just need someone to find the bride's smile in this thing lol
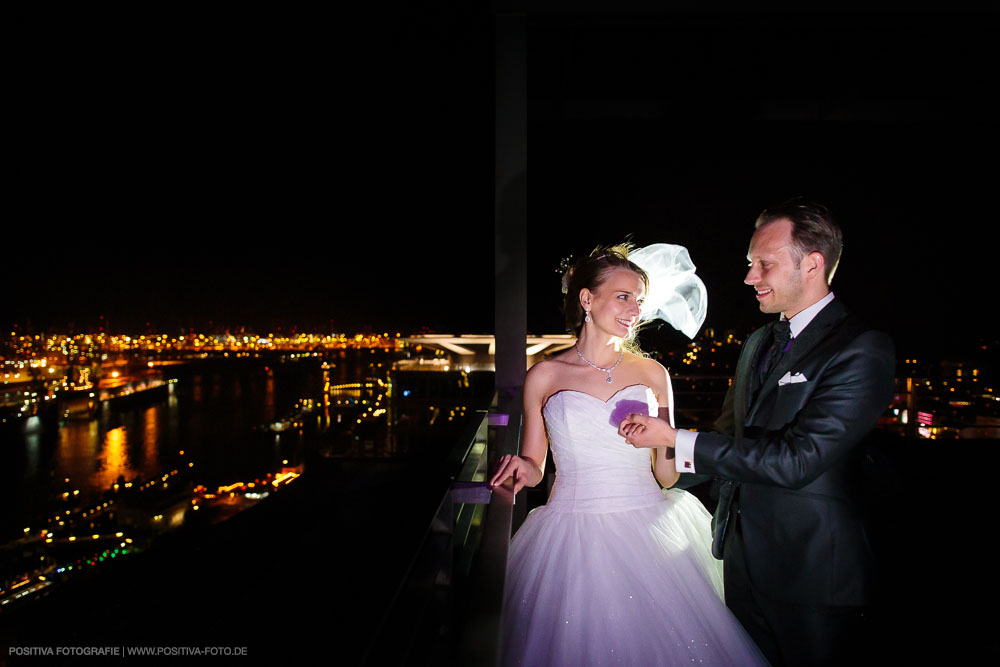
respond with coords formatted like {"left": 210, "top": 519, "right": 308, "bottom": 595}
{"left": 580, "top": 267, "right": 645, "bottom": 342}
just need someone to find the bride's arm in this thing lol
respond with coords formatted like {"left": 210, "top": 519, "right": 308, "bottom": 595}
{"left": 650, "top": 362, "right": 680, "bottom": 489}
{"left": 489, "top": 363, "right": 548, "bottom": 493}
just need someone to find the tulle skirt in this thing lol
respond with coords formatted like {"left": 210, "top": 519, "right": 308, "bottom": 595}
{"left": 502, "top": 488, "right": 768, "bottom": 666}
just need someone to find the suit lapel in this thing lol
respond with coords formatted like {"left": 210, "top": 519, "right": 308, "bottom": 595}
{"left": 734, "top": 326, "right": 770, "bottom": 436}
{"left": 752, "top": 298, "right": 850, "bottom": 409}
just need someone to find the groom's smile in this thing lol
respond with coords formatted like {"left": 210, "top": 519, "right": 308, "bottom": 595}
{"left": 744, "top": 218, "right": 813, "bottom": 318}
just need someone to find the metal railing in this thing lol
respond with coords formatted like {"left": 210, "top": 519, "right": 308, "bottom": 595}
{"left": 362, "top": 387, "right": 524, "bottom": 666}
{"left": 455, "top": 387, "right": 523, "bottom": 666}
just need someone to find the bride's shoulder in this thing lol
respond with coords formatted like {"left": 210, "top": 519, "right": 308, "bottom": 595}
{"left": 524, "top": 358, "right": 563, "bottom": 407}
{"left": 627, "top": 354, "right": 670, "bottom": 388}
{"left": 625, "top": 352, "right": 666, "bottom": 372}
{"left": 525, "top": 353, "right": 576, "bottom": 392}
{"left": 525, "top": 357, "right": 562, "bottom": 384}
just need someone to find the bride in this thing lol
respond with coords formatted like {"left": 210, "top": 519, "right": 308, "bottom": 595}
{"left": 489, "top": 244, "right": 767, "bottom": 666}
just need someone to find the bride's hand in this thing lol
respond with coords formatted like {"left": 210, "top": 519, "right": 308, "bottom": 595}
{"left": 619, "top": 414, "right": 675, "bottom": 448}
{"left": 489, "top": 454, "right": 534, "bottom": 493}
{"left": 618, "top": 419, "right": 646, "bottom": 444}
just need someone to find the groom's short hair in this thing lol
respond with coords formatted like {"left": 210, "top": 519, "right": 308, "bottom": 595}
{"left": 756, "top": 197, "right": 843, "bottom": 284}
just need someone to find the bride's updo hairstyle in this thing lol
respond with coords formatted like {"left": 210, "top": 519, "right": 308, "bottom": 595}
{"left": 561, "top": 243, "right": 649, "bottom": 347}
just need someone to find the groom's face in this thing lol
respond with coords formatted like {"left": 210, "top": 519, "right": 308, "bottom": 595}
{"left": 744, "top": 219, "right": 808, "bottom": 318}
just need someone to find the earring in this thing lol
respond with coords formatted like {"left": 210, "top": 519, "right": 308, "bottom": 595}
{"left": 584, "top": 311, "right": 591, "bottom": 323}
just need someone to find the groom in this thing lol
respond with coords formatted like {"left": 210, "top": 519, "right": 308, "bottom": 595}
{"left": 619, "top": 198, "right": 895, "bottom": 666}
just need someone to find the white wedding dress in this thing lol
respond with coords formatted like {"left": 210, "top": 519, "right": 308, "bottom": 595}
{"left": 502, "top": 384, "right": 768, "bottom": 666}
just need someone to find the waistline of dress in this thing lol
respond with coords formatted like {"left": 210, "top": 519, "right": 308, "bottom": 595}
{"left": 543, "top": 474, "right": 666, "bottom": 513}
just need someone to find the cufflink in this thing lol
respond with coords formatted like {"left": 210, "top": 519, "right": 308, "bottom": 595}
{"left": 684, "top": 461, "right": 692, "bottom": 469}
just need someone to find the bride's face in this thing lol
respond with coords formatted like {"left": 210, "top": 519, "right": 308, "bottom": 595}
{"left": 580, "top": 268, "right": 645, "bottom": 338}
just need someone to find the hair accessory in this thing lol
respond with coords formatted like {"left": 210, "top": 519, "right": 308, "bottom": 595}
{"left": 628, "top": 243, "right": 707, "bottom": 339}
{"left": 558, "top": 256, "right": 575, "bottom": 294}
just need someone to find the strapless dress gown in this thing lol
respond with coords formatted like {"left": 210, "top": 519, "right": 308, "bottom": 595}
{"left": 502, "top": 384, "right": 768, "bottom": 666}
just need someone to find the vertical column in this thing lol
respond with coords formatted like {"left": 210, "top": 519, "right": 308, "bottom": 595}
{"left": 463, "top": 10, "right": 526, "bottom": 665}
{"left": 494, "top": 11, "right": 527, "bottom": 405}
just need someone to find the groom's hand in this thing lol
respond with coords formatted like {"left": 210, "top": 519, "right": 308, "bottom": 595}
{"left": 618, "top": 414, "right": 677, "bottom": 448}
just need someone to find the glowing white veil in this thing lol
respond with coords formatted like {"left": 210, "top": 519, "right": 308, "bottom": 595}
{"left": 629, "top": 243, "right": 707, "bottom": 339}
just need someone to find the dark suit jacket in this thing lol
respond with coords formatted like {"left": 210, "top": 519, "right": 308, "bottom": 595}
{"left": 694, "top": 298, "right": 895, "bottom": 607}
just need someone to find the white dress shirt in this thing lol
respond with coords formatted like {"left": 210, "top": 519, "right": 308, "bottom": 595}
{"left": 674, "top": 292, "right": 836, "bottom": 473}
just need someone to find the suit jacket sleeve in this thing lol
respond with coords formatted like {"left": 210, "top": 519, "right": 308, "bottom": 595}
{"left": 694, "top": 330, "right": 895, "bottom": 489}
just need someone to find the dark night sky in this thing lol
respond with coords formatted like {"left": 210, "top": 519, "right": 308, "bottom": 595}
{"left": 7, "top": 6, "right": 996, "bottom": 359}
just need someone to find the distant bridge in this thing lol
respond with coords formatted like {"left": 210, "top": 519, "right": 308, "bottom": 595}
{"left": 403, "top": 334, "right": 574, "bottom": 357}
{"left": 400, "top": 335, "right": 576, "bottom": 371}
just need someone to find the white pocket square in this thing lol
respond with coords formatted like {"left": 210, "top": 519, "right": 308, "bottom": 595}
{"left": 778, "top": 371, "right": 808, "bottom": 386}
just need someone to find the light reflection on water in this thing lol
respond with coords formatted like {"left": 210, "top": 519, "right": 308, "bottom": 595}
{"left": 54, "top": 413, "right": 166, "bottom": 498}
{"left": 23, "top": 417, "right": 42, "bottom": 479}
{"left": 2, "top": 351, "right": 479, "bottom": 538}
{"left": 91, "top": 426, "right": 131, "bottom": 492}
{"left": 55, "top": 419, "right": 100, "bottom": 485}
{"left": 3, "top": 357, "right": 330, "bottom": 537}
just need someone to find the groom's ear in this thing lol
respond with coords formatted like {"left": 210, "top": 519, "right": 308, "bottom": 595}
{"left": 803, "top": 251, "right": 825, "bottom": 281}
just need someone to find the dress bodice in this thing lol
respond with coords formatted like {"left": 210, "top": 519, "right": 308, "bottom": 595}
{"left": 542, "top": 384, "right": 665, "bottom": 512}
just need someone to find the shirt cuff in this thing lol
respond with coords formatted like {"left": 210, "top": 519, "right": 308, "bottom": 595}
{"left": 674, "top": 429, "right": 698, "bottom": 474}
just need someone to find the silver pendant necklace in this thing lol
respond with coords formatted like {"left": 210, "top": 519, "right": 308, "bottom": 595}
{"left": 575, "top": 344, "right": 624, "bottom": 384}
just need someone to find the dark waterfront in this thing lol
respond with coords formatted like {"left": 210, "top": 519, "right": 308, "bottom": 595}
{"left": 0, "top": 349, "right": 494, "bottom": 662}
{"left": 2, "top": 350, "right": 397, "bottom": 539}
